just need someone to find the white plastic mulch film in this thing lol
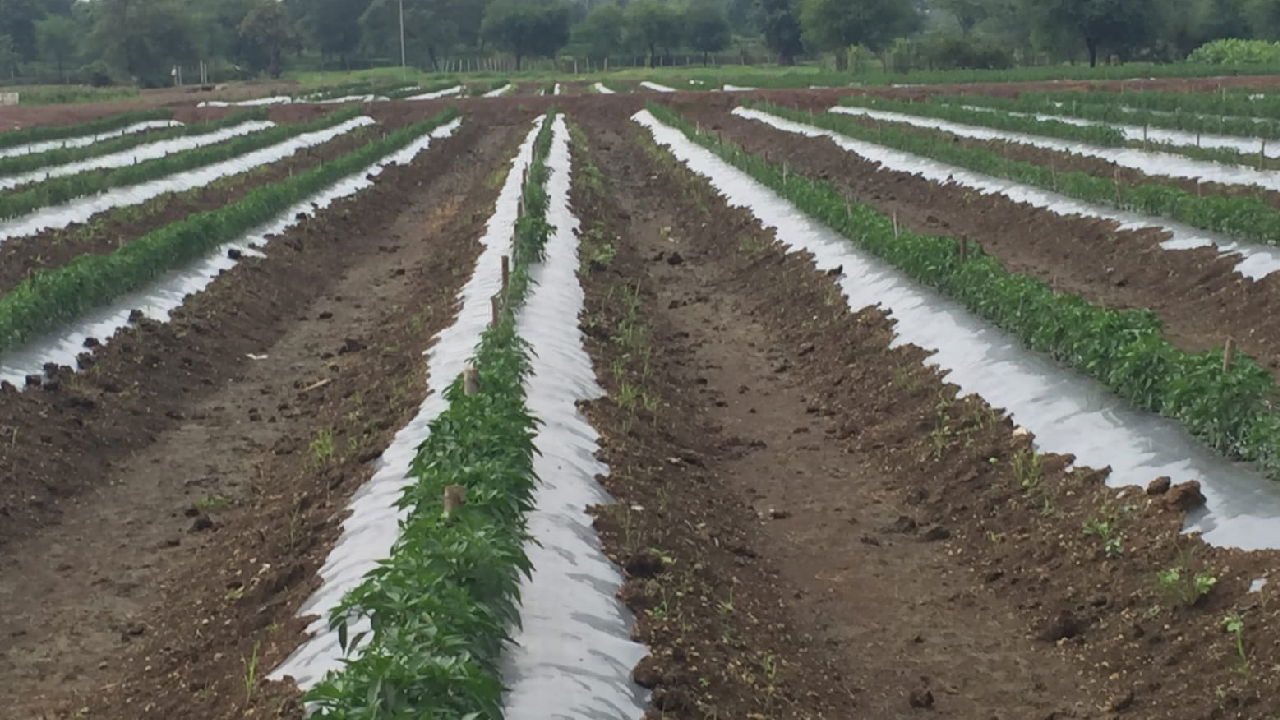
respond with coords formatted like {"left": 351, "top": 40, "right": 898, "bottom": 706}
{"left": 635, "top": 109, "right": 1280, "bottom": 552}
{"left": 0, "top": 116, "right": 374, "bottom": 246}
{"left": 499, "top": 113, "right": 648, "bottom": 719}
{"left": 198, "top": 95, "right": 293, "bottom": 108}
{"left": 0, "top": 120, "right": 181, "bottom": 159}
{"left": 639, "top": 81, "right": 677, "bottom": 93}
{"left": 405, "top": 86, "right": 462, "bottom": 101}
{"left": 0, "top": 120, "right": 276, "bottom": 191}
{"left": 736, "top": 108, "right": 1280, "bottom": 279}
{"left": 484, "top": 83, "right": 514, "bottom": 98}
{"left": 593, "top": 82, "right": 617, "bottom": 95}
{"left": 271, "top": 119, "right": 540, "bottom": 689}
{"left": 0, "top": 119, "right": 459, "bottom": 389}
{"left": 960, "top": 104, "right": 1277, "bottom": 157}
{"left": 830, "top": 105, "right": 1280, "bottom": 195}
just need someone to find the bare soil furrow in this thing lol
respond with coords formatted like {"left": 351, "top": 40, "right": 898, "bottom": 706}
{"left": 575, "top": 103, "right": 1280, "bottom": 719}
{"left": 0, "top": 106, "right": 533, "bottom": 719}
{"left": 0, "top": 126, "right": 377, "bottom": 297}
{"left": 679, "top": 101, "right": 1280, "bottom": 378}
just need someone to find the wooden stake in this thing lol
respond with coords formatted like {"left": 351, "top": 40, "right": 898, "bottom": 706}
{"left": 958, "top": 237, "right": 968, "bottom": 262}
{"left": 442, "top": 484, "right": 466, "bottom": 518}
{"left": 491, "top": 295, "right": 501, "bottom": 328}
{"left": 463, "top": 365, "right": 480, "bottom": 395}
{"left": 892, "top": 211, "right": 899, "bottom": 238}
{"left": 1223, "top": 338, "right": 1236, "bottom": 372}
{"left": 500, "top": 255, "right": 510, "bottom": 294}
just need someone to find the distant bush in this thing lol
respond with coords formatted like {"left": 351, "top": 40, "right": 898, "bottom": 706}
{"left": 883, "top": 34, "right": 1014, "bottom": 73}
{"left": 1187, "top": 38, "right": 1280, "bottom": 64}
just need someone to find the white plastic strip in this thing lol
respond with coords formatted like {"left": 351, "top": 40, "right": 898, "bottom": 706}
{"left": 831, "top": 105, "right": 1280, "bottom": 193}
{"left": 0, "top": 116, "right": 374, "bottom": 245}
{"left": 723, "top": 84, "right": 756, "bottom": 92}
{"left": 640, "top": 81, "right": 677, "bottom": 93}
{"left": 1113, "top": 105, "right": 1269, "bottom": 126}
{"left": 0, "top": 119, "right": 462, "bottom": 391}
{"left": 0, "top": 120, "right": 181, "bottom": 159}
{"left": 593, "top": 82, "right": 616, "bottom": 95}
{"left": 405, "top": 86, "right": 462, "bottom": 101}
{"left": 484, "top": 83, "right": 514, "bottom": 98}
{"left": 553, "top": 83, "right": 562, "bottom": 96}
{"left": 500, "top": 114, "right": 647, "bottom": 719}
{"left": 961, "top": 105, "right": 1275, "bottom": 157}
{"left": 270, "top": 119, "right": 539, "bottom": 690}
{"left": 635, "top": 109, "right": 1280, "bottom": 551}
{"left": 312, "top": 94, "right": 387, "bottom": 104}
{"left": 198, "top": 95, "right": 293, "bottom": 108}
{"left": 0, "top": 120, "right": 276, "bottom": 191}
{"left": 737, "top": 108, "right": 1280, "bottom": 279}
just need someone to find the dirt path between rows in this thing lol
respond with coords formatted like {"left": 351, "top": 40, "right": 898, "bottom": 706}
{"left": 0, "top": 107, "right": 531, "bottom": 719}
{"left": 676, "top": 100, "right": 1280, "bottom": 379}
{"left": 572, "top": 106, "right": 1280, "bottom": 717}
{"left": 0, "top": 124, "right": 378, "bottom": 297}
{"left": 805, "top": 107, "right": 1280, "bottom": 207}
{"left": 575, "top": 108, "right": 1101, "bottom": 718}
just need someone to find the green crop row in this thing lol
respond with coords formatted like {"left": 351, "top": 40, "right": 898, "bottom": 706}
{"left": 839, "top": 95, "right": 1128, "bottom": 146}
{"left": 386, "top": 80, "right": 461, "bottom": 100}
{"left": 841, "top": 95, "right": 1280, "bottom": 168}
{"left": 0, "top": 107, "right": 363, "bottom": 221}
{"left": 0, "top": 108, "right": 173, "bottom": 151}
{"left": 0, "top": 107, "right": 459, "bottom": 356}
{"left": 745, "top": 100, "right": 1280, "bottom": 247}
{"left": 1003, "top": 88, "right": 1280, "bottom": 123}
{"left": 943, "top": 93, "right": 1280, "bottom": 141}
{"left": 0, "top": 109, "right": 270, "bottom": 179}
{"left": 305, "top": 112, "right": 558, "bottom": 719}
{"left": 649, "top": 102, "right": 1280, "bottom": 480}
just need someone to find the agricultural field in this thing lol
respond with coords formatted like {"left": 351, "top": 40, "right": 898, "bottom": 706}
{"left": 4, "top": 73, "right": 1280, "bottom": 720}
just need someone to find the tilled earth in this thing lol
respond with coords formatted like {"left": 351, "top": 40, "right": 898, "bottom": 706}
{"left": 572, "top": 104, "right": 1279, "bottom": 718}
{"left": 0, "top": 103, "right": 532, "bottom": 718}
{"left": 1, "top": 90, "right": 1279, "bottom": 719}
{"left": 676, "top": 99, "right": 1280, "bottom": 382}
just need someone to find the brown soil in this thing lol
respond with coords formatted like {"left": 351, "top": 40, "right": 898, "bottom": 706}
{"left": 573, "top": 104, "right": 1280, "bottom": 718}
{"left": 678, "top": 101, "right": 1280, "bottom": 378}
{"left": 5, "top": 89, "right": 1280, "bottom": 720}
{"left": 0, "top": 126, "right": 377, "bottom": 297}
{"left": 806, "top": 105, "right": 1280, "bottom": 208}
{"left": 0, "top": 103, "right": 533, "bottom": 718}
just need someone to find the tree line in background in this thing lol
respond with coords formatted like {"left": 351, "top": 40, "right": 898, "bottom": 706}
{"left": 6, "top": 0, "right": 1280, "bottom": 87}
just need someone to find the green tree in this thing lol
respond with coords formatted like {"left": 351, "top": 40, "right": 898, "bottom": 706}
{"left": 239, "top": 0, "right": 293, "bottom": 76}
{"left": 0, "top": 34, "right": 16, "bottom": 78}
{"left": 1160, "top": 0, "right": 1247, "bottom": 58}
{"left": 1028, "top": 0, "right": 1158, "bottom": 66}
{"left": 481, "top": 0, "right": 570, "bottom": 70}
{"left": 754, "top": 0, "right": 804, "bottom": 64}
{"left": 799, "top": 0, "right": 923, "bottom": 66}
{"left": 294, "top": 0, "right": 367, "bottom": 67}
{"left": 35, "top": 15, "right": 75, "bottom": 80}
{"left": 625, "top": 0, "right": 682, "bottom": 66}
{"left": 935, "top": 0, "right": 993, "bottom": 34}
{"left": 1245, "top": 0, "right": 1280, "bottom": 40}
{"left": 0, "top": 0, "right": 43, "bottom": 61}
{"left": 686, "top": 0, "right": 731, "bottom": 64}
{"left": 571, "top": 2, "right": 626, "bottom": 62}
{"left": 92, "top": 0, "right": 199, "bottom": 87}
